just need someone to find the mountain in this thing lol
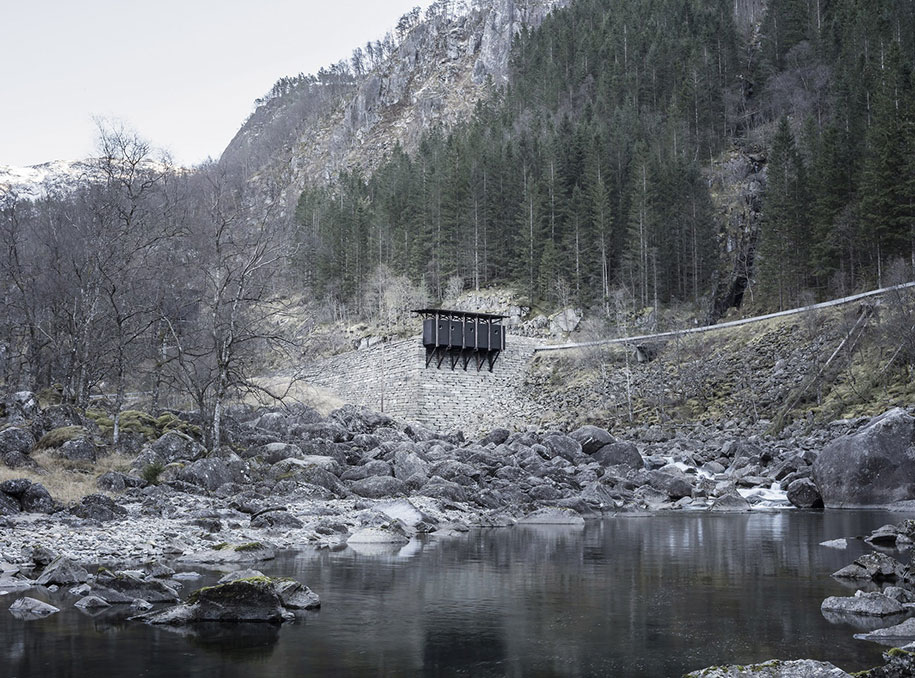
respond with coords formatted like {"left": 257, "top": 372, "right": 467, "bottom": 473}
{"left": 0, "top": 160, "right": 99, "bottom": 201}
{"left": 220, "top": 0, "right": 568, "bottom": 198}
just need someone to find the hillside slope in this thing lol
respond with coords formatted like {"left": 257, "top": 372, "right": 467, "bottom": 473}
{"left": 221, "top": 0, "right": 567, "bottom": 201}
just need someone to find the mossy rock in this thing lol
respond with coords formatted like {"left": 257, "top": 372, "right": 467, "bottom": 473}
{"left": 118, "top": 410, "right": 159, "bottom": 439}
{"left": 36, "top": 385, "right": 63, "bottom": 408}
{"left": 36, "top": 426, "right": 87, "bottom": 450}
{"left": 85, "top": 409, "right": 114, "bottom": 430}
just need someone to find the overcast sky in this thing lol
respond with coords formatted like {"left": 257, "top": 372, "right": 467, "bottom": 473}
{"left": 1, "top": 0, "right": 429, "bottom": 167}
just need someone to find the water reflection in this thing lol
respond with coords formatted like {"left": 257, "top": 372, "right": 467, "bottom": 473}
{"left": 2, "top": 511, "right": 912, "bottom": 677}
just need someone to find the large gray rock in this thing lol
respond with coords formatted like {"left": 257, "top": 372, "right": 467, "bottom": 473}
{"left": 786, "top": 478, "right": 823, "bottom": 508}
{"left": 592, "top": 442, "right": 643, "bottom": 470}
{"left": 254, "top": 442, "right": 302, "bottom": 464}
{"left": 147, "top": 431, "right": 206, "bottom": 464}
{"left": 96, "top": 471, "right": 146, "bottom": 492}
{"left": 708, "top": 492, "right": 752, "bottom": 512}
{"left": 0, "top": 426, "right": 36, "bottom": 467}
{"left": 177, "top": 457, "right": 240, "bottom": 491}
{"left": 341, "top": 459, "right": 393, "bottom": 481}
{"left": 275, "top": 579, "right": 320, "bottom": 610}
{"left": 821, "top": 590, "right": 907, "bottom": 617}
{"left": 270, "top": 459, "right": 345, "bottom": 496}
{"left": 541, "top": 434, "right": 584, "bottom": 464}
{"left": 569, "top": 425, "right": 615, "bottom": 455}
{"left": 8, "top": 596, "right": 60, "bottom": 619}
{"left": 177, "top": 542, "right": 276, "bottom": 564}
{"left": 70, "top": 493, "right": 128, "bottom": 522}
{"left": 55, "top": 437, "right": 98, "bottom": 462}
{"left": 35, "top": 556, "right": 89, "bottom": 586}
{"left": 0, "top": 491, "right": 20, "bottom": 515}
{"left": 18, "top": 482, "right": 56, "bottom": 514}
{"left": 517, "top": 507, "right": 585, "bottom": 525}
{"left": 813, "top": 408, "right": 915, "bottom": 508}
{"left": 393, "top": 449, "right": 429, "bottom": 481}
{"left": 92, "top": 570, "right": 180, "bottom": 603}
{"left": 854, "top": 617, "right": 915, "bottom": 646}
{"left": 685, "top": 659, "right": 850, "bottom": 677}
{"left": 832, "top": 553, "right": 908, "bottom": 582}
{"left": 142, "top": 578, "right": 290, "bottom": 624}
{"left": 648, "top": 470, "right": 694, "bottom": 500}
{"left": 349, "top": 475, "right": 406, "bottom": 499}
{"left": 250, "top": 510, "right": 304, "bottom": 529}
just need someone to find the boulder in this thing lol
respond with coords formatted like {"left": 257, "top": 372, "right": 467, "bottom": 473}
{"left": 253, "top": 412, "right": 288, "bottom": 434}
{"left": 569, "top": 425, "right": 615, "bottom": 455}
{"left": 0, "top": 477, "right": 32, "bottom": 496}
{"left": 253, "top": 442, "right": 302, "bottom": 464}
{"left": 347, "top": 525, "right": 410, "bottom": 545}
{"left": 393, "top": 449, "right": 429, "bottom": 481}
{"left": 832, "top": 553, "right": 908, "bottom": 582}
{"left": 375, "top": 499, "right": 437, "bottom": 532}
{"left": 330, "top": 405, "right": 392, "bottom": 434}
{"left": 55, "top": 437, "right": 98, "bottom": 462}
{"left": 96, "top": 471, "right": 146, "bottom": 492}
{"left": 8, "top": 596, "right": 60, "bottom": 619}
{"left": 70, "top": 494, "right": 128, "bottom": 522}
{"left": 543, "top": 434, "right": 586, "bottom": 464}
{"left": 250, "top": 510, "right": 304, "bottom": 530}
{"left": 349, "top": 475, "right": 406, "bottom": 499}
{"left": 92, "top": 570, "right": 180, "bottom": 604}
{"left": 866, "top": 523, "right": 913, "bottom": 547}
{"left": 274, "top": 579, "right": 320, "bottom": 610}
{"left": 19, "top": 482, "right": 56, "bottom": 513}
{"left": 684, "top": 659, "right": 850, "bottom": 677}
{"left": 147, "top": 431, "right": 206, "bottom": 464}
{"left": 854, "top": 617, "right": 915, "bottom": 646}
{"left": 0, "top": 426, "right": 36, "bottom": 467}
{"left": 75, "top": 595, "right": 112, "bottom": 610}
{"left": 708, "top": 492, "right": 752, "bottom": 512}
{"left": 35, "top": 556, "right": 89, "bottom": 586}
{"left": 177, "top": 457, "right": 240, "bottom": 491}
{"left": 142, "top": 578, "right": 290, "bottom": 624}
{"left": 418, "top": 477, "right": 467, "bottom": 503}
{"left": 478, "top": 428, "right": 511, "bottom": 447}
{"left": 271, "top": 459, "right": 345, "bottom": 495}
{"left": 813, "top": 408, "right": 915, "bottom": 508}
{"left": 517, "top": 507, "right": 585, "bottom": 526}
{"left": 177, "top": 542, "right": 276, "bottom": 564}
{"left": 821, "top": 591, "right": 907, "bottom": 617}
{"left": 0, "top": 491, "right": 20, "bottom": 515}
{"left": 592, "top": 442, "right": 643, "bottom": 470}
{"left": 648, "top": 470, "right": 694, "bottom": 500}
{"left": 341, "top": 459, "right": 393, "bottom": 481}
{"left": 786, "top": 478, "right": 823, "bottom": 508}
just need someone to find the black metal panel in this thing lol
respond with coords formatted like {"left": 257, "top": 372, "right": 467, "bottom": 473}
{"left": 477, "top": 322, "right": 490, "bottom": 349}
{"left": 422, "top": 319, "right": 435, "bottom": 346}
{"left": 465, "top": 321, "right": 477, "bottom": 348}
{"left": 490, "top": 325, "right": 503, "bottom": 350}
{"left": 449, "top": 320, "right": 464, "bottom": 348}
{"left": 436, "top": 320, "right": 449, "bottom": 347}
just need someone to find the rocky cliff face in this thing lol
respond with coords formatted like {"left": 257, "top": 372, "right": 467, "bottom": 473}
{"left": 221, "top": 0, "right": 568, "bottom": 207}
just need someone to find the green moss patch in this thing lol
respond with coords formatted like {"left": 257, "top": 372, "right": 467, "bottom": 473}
{"left": 35, "top": 426, "right": 86, "bottom": 450}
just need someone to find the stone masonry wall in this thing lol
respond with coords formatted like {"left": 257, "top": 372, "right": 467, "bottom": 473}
{"left": 304, "top": 334, "right": 540, "bottom": 433}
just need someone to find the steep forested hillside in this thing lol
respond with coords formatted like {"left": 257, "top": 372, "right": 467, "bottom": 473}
{"left": 293, "top": 0, "right": 915, "bottom": 318}
{"left": 2, "top": 0, "right": 914, "bottom": 440}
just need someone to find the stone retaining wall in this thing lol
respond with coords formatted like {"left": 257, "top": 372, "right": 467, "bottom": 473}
{"left": 304, "top": 334, "right": 539, "bottom": 432}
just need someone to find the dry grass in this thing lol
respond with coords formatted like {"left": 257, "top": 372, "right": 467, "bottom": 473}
{"left": 0, "top": 451, "right": 135, "bottom": 504}
{"left": 247, "top": 376, "right": 345, "bottom": 416}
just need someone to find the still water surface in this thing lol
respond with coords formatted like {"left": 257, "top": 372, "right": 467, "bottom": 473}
{"left": 2, "top": 511, "right": 911, "bottom": 677}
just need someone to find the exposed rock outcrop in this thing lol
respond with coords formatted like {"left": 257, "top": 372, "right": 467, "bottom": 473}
{"left": 813, "top": 408, "right": 915, "bottom": 508}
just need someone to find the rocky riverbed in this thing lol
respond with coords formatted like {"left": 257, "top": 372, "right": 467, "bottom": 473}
{"left": 2, "top": 392, "right": 915, "bottom": 673}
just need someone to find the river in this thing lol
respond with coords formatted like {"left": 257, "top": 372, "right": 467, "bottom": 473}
{"left": 2, "top": 510, "right": 910, "bottom": 677}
